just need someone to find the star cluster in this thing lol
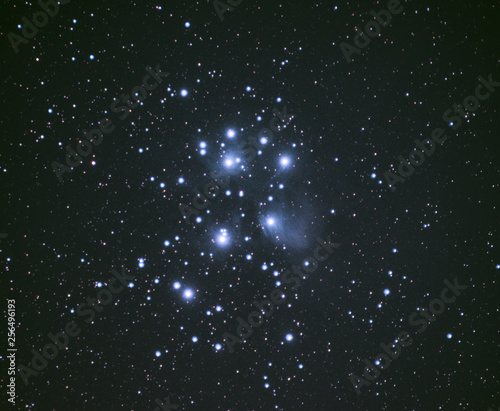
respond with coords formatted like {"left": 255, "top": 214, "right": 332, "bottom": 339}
{"left": 2, "top": 1, "right": 499, "bottom": 410}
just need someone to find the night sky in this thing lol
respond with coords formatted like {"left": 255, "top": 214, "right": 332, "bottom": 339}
{"left": 1, "top": 0, "right": 499, "bottom": 410}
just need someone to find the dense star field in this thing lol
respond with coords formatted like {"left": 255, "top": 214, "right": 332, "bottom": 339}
{"left": 1, "top": 0, "right": 499, "bottom": 410}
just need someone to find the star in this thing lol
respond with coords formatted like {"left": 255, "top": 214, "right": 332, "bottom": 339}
{"left": 216, "top": 229, "right": 230, "bottom": 246}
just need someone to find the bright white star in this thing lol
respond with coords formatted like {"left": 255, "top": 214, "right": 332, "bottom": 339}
{"left": 217, "top": 229, "right": 230, "bottom": 246}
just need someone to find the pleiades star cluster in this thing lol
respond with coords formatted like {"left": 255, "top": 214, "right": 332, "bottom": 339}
{"left": 1, "top": 1, "right": 499, "bottom": 410}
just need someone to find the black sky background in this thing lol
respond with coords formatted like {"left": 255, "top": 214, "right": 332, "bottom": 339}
{"left": 1, "top": 0, "right": 499, "bottom": 410}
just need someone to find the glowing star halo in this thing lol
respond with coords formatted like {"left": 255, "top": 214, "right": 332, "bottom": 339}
{"left": 216, "top": 229, "right": 230, "bottom": 246}
{"left": 183, "top": 289, "right": 194, "bottom": 299}
{"left": 280, "top": 156, "right": 290, "bottom": 166}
